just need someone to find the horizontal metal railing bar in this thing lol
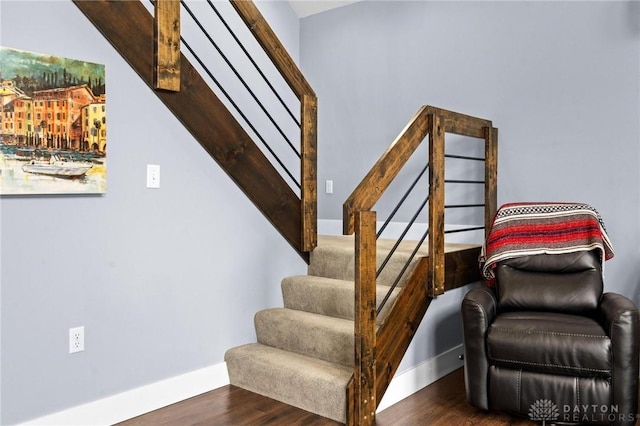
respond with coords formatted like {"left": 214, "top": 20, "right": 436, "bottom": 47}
{"left": 445, "top": 203, "right": 485, "bottom": 209}
{"left": 444, "top": 225, "right": 485, "bottom": 234}
{"left": 377, "top": 163, "right": 429, "bottom": 239}
{"left": 445, "top": 179, "right": 485, "bottom": 184}
{"left": 445, "top": 154, "right": 485, "bottom": 161}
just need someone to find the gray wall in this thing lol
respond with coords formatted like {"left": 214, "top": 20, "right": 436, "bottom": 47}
{"left": 302, "top": 0, "right": 640, "bottom": 372}
{"left": 2, "top": 0, "right": 639, "bottom": 423}
{"left": 0, "top": 1, "right": 304, "bottom": 424}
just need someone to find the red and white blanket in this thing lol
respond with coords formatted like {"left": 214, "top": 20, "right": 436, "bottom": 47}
{"left": 480, "top": 202, "right": 614, "bottom": 285}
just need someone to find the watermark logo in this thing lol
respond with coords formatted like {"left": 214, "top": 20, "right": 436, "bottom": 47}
{"left": 528, "top": 400, "right": 639, "bottom": 424}
{"left": 528, "top": 399, "right": 559, "bottom": 425}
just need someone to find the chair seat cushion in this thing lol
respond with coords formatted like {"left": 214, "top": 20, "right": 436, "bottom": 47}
{"left": 487, "top": 311, "right": 611, "bottom": 377}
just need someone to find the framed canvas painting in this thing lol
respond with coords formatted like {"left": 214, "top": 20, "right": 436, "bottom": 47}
{"left": 0, "top": 46, "right": 106, "bottom": 195}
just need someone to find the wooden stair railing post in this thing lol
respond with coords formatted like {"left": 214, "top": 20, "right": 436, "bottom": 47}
{"left": 484, "top": 126, "right": 498, "bottom": 240}
{"left": 428, "top": 113, "right": 445, "bottom": 297}
{"left": 154, "top": 0, "right": 181, "bottom": 92}
{"left": 353, "top": 210, "right": 377, "bottom": 426}
{"left": 301, "top": 95, "right": 318, "bottom": 251}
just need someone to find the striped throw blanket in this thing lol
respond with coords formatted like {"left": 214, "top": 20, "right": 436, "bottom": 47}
{"left": 480, "top": 202, "right": 614, "bottom": 284}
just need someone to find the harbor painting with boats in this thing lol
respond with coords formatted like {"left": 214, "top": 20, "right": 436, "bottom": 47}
{"left": 0, "top": 46, "right": 106, "bottom": 195}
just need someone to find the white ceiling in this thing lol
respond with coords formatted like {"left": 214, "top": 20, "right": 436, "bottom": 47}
{"left": 287, "top": 1, "right": 362, "bottom": 18}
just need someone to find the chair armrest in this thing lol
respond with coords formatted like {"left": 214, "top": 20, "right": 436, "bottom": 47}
{"left": 600, "top": 292, "right": 639, "bottom": 423}
{"left": 461, "top": 286, "right": 497, "bottom": 410}
{"left": 600, "top": 292, "right": 639, "bottom": 335}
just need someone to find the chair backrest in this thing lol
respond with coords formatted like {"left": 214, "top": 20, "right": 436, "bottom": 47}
{"left": 494, "top": 250, "right": 603, "bottom": 314}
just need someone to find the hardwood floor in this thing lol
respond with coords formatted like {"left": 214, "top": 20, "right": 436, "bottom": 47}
{"left": 117, "top": 368, "right": 546, "bottom": 425}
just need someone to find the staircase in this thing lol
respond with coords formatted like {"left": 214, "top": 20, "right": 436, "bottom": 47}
{"left": 224, "top": 103, "right": 496, "bottom": 424}
{"left": 225, "top": 234, "right": 428, "bottom": 423}
{"left": 73, "top": 2, "right": 498, "bottom": 424}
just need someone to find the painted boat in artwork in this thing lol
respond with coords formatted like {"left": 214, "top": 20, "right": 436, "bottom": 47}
{"left": 22, "top": 154, "right": 93, "bottom": 178}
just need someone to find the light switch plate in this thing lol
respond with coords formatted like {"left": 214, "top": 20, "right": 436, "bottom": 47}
{"left": 147, "top": 164, "right": 160, "bottom": 188}
{"left": 325, "top": 180, "right": 333, "bottom": 194}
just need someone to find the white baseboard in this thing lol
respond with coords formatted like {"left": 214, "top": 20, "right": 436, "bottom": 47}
{"left": 377, "top": 344, "right": 464, "bottom": 412}
{"left": 21, "top": 345, "right": 463, "bottom": 425}
{"left": 21, "top": 345, "right": 462, "bottom": 425}
{"left": 21, "top": 363, "right": 230, "bottom": 426}
{"left": 20, "top": 345, "right": 462, "bottom": 424}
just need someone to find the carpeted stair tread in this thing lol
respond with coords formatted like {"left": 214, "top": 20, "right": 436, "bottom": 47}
{"left": 225, "top": 343, "right": 352, "bottom": 423}
{"left": 282, "top": 275, "right": 400, "bottom": 324}
{"left": 255, "top": 307, "right": 354, "bottom": 366}
{"left": 309, "top": 234, "right": 428, "bottom": 287}
{"left": 227, "top": 233, "right": 458, "bottom": 421}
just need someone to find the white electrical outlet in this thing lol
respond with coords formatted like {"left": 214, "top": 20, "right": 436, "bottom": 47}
{"left": 69, "top": 326, "right": 85, "bottom": 354}
{"left": 146, "top": 164, "right": 160, "bottom": 188}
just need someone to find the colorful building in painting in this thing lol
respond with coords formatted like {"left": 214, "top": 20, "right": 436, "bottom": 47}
{"left": 82, "top": 94, "right": 107, "bottom": 152}
{"left": 0, "top": 79, "right": 30, "bottom": 145}
{"left": 31, "top": 84, "right": 97, "bottom": 150}
{"left": 1, "top": 80, "right": 107, "bottom": 152}
{"left": 11, "top": 97, "right": 34, "bottom": 145}
{"left": 0, "top": 79, "right": 25, "bottom": 104}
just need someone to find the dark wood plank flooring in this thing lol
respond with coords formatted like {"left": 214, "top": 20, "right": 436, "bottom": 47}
{"left": 117, "top": 368, "right": 549, "bottom": 425}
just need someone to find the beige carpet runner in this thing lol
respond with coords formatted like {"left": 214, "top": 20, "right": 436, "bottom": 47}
{"left": 224, "top": 234, "right": 426, "bottom": 422}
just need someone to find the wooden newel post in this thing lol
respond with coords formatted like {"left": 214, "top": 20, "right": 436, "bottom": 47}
{"left": 301, "top": 95, "right": 318, "bottom": 252}
{"left": 428, "top": 114, "right": 445, "bottom": 297}
{"left": 354, "top": 210, "right": 377, "bottom": 426}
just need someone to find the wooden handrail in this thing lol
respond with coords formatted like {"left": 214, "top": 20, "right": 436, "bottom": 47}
{"left": 344, "top": 105, "right": 497, "bottom": 425}
{"left": 230, "top": 0, "right": 315, "bottom": 99}
{"left": 230, "top": 0, "right": 317, "bottom": 251}
{"left": 343, "top": 106, "right": 431, "bottom": 235}
{"left": 343, "top": 105, "right": 493, "bottom": 235}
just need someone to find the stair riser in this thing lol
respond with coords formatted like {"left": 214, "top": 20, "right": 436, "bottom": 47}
{"left": 282, "top": 276, "right": 400, "bottom": 323}
{"left": 255, "top": 308, "right": 354, "bottom": 367}
{"left": 309, "top": 248, "right": 419, "bottom": 288}
{"left": 225, "top": 344, "right": 350, "bottom": 423}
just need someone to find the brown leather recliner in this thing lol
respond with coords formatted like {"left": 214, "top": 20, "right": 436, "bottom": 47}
{"left": 462, "top": 250, "right": 639, "bottom": 425}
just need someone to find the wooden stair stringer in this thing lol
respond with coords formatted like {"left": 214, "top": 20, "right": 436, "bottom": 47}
{"left": 72, "top": 0, "right": 307, "bottom": 260}
{"left": 373, "top": 245, "right": 482, "bottom": 405}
